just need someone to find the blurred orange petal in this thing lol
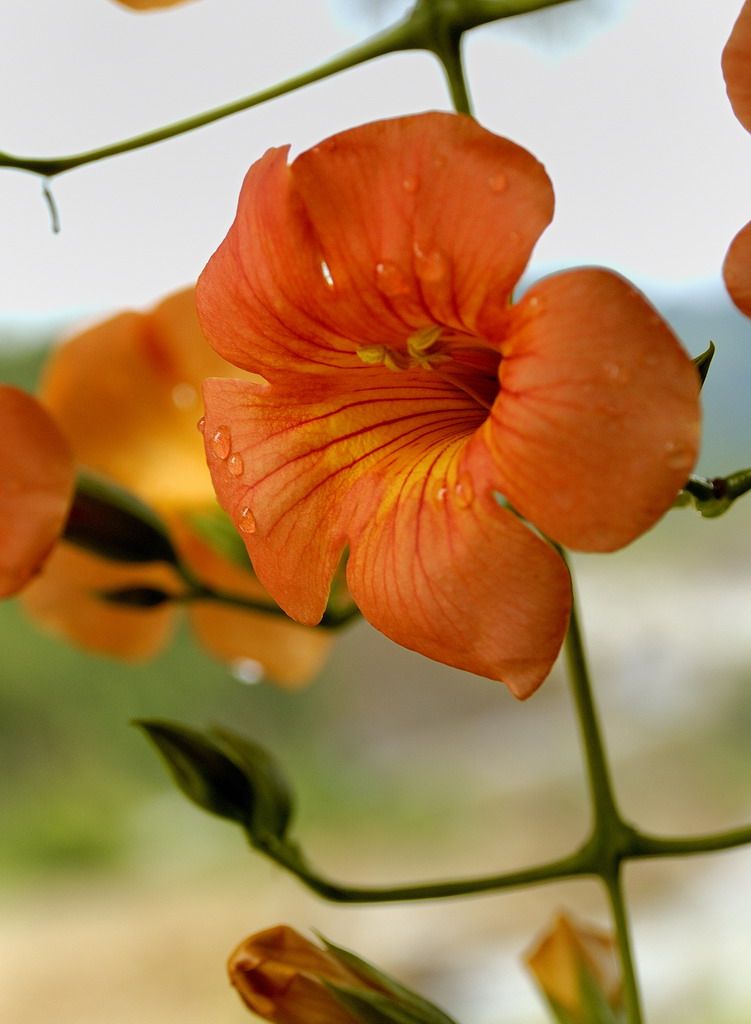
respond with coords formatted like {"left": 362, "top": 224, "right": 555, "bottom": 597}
{"left": 112, "top": 0, "right": 196, "bottom": 10}
{"left": 25, "top": 290, "right": 328, "bottom": 683}
{"left": 723, "top": 0, "right": 751, "bottom": 134}
{"left": 722, "top": 2, "right": 751, "bottom": 314}
{"left": 525, "top": 911, "right": 623, "bottom": 1021}
{"left": 198, "top": 113, "right": 700, "bottom": 694}
{"left": 22, "top": 543, "right": 177, "bottom": 659}
{"left": 0, "top": 386, "right": 74, "bottom": 597}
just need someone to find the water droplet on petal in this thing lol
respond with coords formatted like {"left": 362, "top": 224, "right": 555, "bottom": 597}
{"left": 228, "top": 452, "right": 244, "bottom": 477}
{"left": 231, "top": 658, "right": 264, "bottom": 685}
{"left": 172, "top": 382, "right": 198, "bottom": 410}
{"left": 320, "top": 260, "right": 335, "bottom": 288}
{"left": 402, "top": 175, "right": 419, "bottom": 193}
{"left": 237, "top": 506, "right": 257, "bottom": 534}
{"left": 665, "top": 441, "right": 693, "bottom": 471}
{"left": 375, "top": 261, "right": 410, "bottom": 297}
{"left": 436, "top": 485, "right": 448, "bottom": 502}
{"left": 210, "top": 425, "right": 232, "bottom": 460}
{"left": 415, "top": 248, "right": 448, "bottom": 284}
{"left": 488, "top": 172, "right": 508, "bottom": 193}
{"left": 454, "top": 474, "right": 475, "bottom": 508}
{"left": 196, "top": 416, "right": 206, "bottom": 434}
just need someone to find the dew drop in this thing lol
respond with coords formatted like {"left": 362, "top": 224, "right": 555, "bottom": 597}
{"left": 664, "top": 441, "right": 693, "bottom": 471}
{"left": 454, "top": 474, "right": 475, "bottom": 508}
{"left": 436, "top": 485, "right": 448, "bottom": 502}
{"left": 172, "top": 382, "right": 197, "bottom": 410}
{"left": 237, "top": 506, "right": 257, "bottom": 534}
{"left": 375, "top": 261, "right": 410, "bottom": 297}
{"left": 210, "top": 425, "right": 232, "bottom": 460}
{"left": 402, "top": 175, "right": 419, "bottom": 193}
{"left": 196, "top": 416, "right": 206, "bottom": 434}
{"left": 231, "top": 658, "right": 264, "bottom": 685}
{"left": 228, "top": 452, "right": 244, "bottom": 477}
{"left": 488, "top": 171, "right": 508, "bottom": 194}
{"left": 415, "top": 248, "right": 448, "bottom": 284}
{"left": 320, "top": 260, "right": 335, "bottom": 288}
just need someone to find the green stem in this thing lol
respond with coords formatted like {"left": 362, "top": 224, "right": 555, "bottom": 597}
{"left": 0, "top": 0, "right": 580, "bottom": 177}
{"left": 0, "top": 21, "right": 416, "bottom": 177}
{"left": 563, "top": 562, "right": 621, "bottom": 824}
{"left": 264, "top": 838, "right": 589, "bottom": 903}
{"left": 563, "top": 558, "right": 644, "bottom": 1024}
{"left": 604, "top": 869, "right": 643, "bottom": 1024}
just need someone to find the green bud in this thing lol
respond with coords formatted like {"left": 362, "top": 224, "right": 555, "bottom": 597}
{"left": 64, "top": 470, "right": 178, "bottom": 564}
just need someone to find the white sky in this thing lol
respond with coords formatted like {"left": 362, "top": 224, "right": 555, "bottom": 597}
{"left": 0, "top": 0, "right": 749, "bottom": 316}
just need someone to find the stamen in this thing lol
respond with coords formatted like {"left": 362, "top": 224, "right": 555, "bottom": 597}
{"left": 355, "top": 326, "right": 496, "bottom": 411}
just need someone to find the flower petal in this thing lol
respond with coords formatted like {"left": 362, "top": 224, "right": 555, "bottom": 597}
{"left": 173, "top": 523, "right": 333, "bottom": 688}
{"left": 723, "top": 0, "right": 751, "bottom": 134}
{"left": 197, "top": 112, "right": 553, "bottom": 379}
{"left": 0, "top": 386, "right": 74, "bottom": 597}
{"left": 724, "top": 219, "right": 751, "bottom": 317}
{"left": 22, "top": 544, "right": 177, "bottom": 658}
{"left": 40, "top": 288, "right": 248, "bottom": 511}
{"left": 482, "top": 269, "right": 701, "bottom": 551}
{"left": 203, "top": 374, "right": 571, "bottom": 696}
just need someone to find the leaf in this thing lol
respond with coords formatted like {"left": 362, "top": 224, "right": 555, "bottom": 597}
{"left": 64, "top": 470, "right": 178, "bottom": 564}
{"left": 320, "top": 938, "right": 459, "bottom": 1024}
{"left": 326, "top": 984, "right": 459, "bottom": 1024}
{"left": 692, "top": 340, "right": 715, "bottom": 388}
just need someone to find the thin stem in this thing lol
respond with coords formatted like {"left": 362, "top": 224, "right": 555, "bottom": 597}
{"left": 563, "top": 561, "right": 621, "bottom": 823}
{"left": 0, "top": 21, "right": 416, "bottom": 177}
{"left": 632, "top": 823, "right": 751, "bottom": 858}
{"left": 604, "top": 869, "right": 644, "bottom": 1024}
{"left": 563, "top": 557, "right": 644, "bottom": 1024}
{"left": 264, "top": 839, "right": 589, "bottom": 903}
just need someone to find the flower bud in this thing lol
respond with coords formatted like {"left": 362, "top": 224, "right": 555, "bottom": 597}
{"left": 525, "top": 911, "right": 624, "bottom": 1023}
{"left": 228, "top": 926, "right": 368, "bottom": 1024}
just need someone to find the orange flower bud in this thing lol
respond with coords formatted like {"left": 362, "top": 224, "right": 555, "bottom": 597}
{"left": 228, "top": 926, "right": 371, "bottom": 1024}
{"left": 525, "top": 911, "right": 623, "bottom": 1023}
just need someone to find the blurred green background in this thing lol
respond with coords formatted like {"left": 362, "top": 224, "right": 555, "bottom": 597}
{"left": 2, "top": 278, "right": 751, "bottom": 1024}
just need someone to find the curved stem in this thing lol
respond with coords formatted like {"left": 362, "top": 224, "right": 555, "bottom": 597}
{"left": 632, "top": 823, "right": 751, "bottom": 858}
{"left": 0, "top": 20, "right": 416, "bottom": 177}
{"left": 265, "top": 839, "right": 590, "bottom": 903}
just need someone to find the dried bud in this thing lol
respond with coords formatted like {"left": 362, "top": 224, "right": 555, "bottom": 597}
{"left": 228, "top": 926, "right": 368, "bottom": 1024}
{"left": 525, "top": 911, "right": 624, "bottom": 1024}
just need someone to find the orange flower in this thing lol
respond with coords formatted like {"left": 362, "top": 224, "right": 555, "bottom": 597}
{"left": 525, "top": 911, "right": 623, "bottom": 1023}
{"left": 228, "top": 926, "right": 370, "bottom": 1024}
{"left": 197, "top": 112, "right": 700, "bottom": 697}
{"left": 0, "top": 385, "right": 74, "bottom": 597}
{"left": 22, "top": 289, "right": 333, "bottom": 687}
{"left": 111, "top": 0, "right": 196, "bottom": 10}
{"left": 723, "top": 0, "right": 751, "bottom": 315}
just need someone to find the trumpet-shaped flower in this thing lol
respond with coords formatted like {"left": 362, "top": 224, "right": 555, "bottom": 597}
{"left": 197, "top": 112, "right": 700, "bottom": 697}
{"left": 723, "top": 0, "right": 751, "bottom": 315}
{"left": 0, "top": 385, "right": 74, "bottom": 597}
{"left": 22, "top": 289, "right": 333, "bottom": 687}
